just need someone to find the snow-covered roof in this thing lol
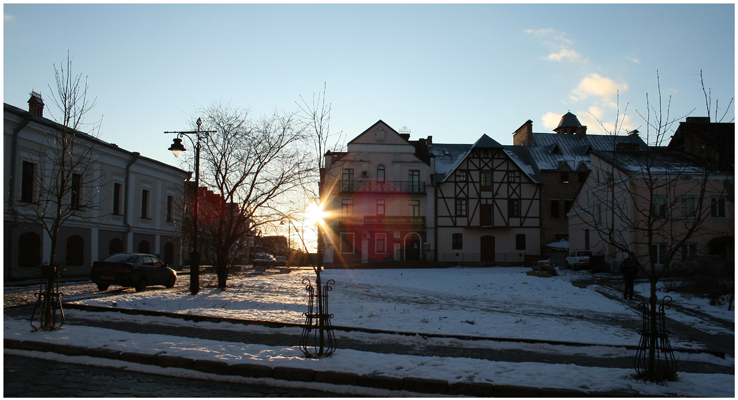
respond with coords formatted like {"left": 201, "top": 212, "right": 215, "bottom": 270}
{"left": 594, "top": 148, "right": 708, "bottom": 175}
{"left": 526, "top": 133, "right": 647, "bottom": 171}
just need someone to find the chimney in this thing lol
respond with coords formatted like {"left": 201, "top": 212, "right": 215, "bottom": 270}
{"left": 28, "top": 91, "right": 44, "bottom": 117}
{"left": 628, "top": 129, "right": 640, "bottom": 137}
{"left": 576, "top": 125, "right": 587, "bottom": 138}
{"left": 426, "top": 136, "right": 432, "bottom": 145}
{"left": 513, "top": 120, "right": 534, "bottom": 146}
{"left": 400, "top": 133, "right": 410, "bottom": 141}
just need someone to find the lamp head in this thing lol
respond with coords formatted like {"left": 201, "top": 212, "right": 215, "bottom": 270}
{"left": 168, "top": 138, "right": 186, "bottom": 158}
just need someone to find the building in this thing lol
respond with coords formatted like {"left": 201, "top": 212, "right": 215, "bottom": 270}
{"left": 568, "top": 137, "right": 734, "bottom": 272}
{"left": 512, "top": 113, "right": 648, "bottom": 258}
{"left": 429, "top": 134, "right": 542, "bottom": 264}
{"left": 320, "top": 121, "right": 434, "bottom": 267}
{"left": 4, "top": 93, "right": 190, "bottom": 279}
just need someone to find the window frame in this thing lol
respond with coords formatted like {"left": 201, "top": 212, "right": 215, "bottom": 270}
{"left": 455, "top": 199, "right": 468, "bottom": 217}
{"left": 452, "top": 233, "right": 463, "bottom": 250}
{"left": 341, "top": 199, "right": 354, "bottom": 215}
{"left": 340, "top": 232, "right": 355, "bottom": 254}
{"left": 480, "top": 171, "right": 492, "bottom": 191}
{"left": 711, "top": 197, "right": 727, "bottom": 219}
{"left": 377, "top": 165, "right": 385, "bottom": 182}
{"left": 408, "top": 200, "right": 420, "bottom": 217}
{"left": 376, "top": 199, "right": 385, "bottom": 216}
{"left": 375, "top": 233, "right": 387, "bottom": 254}
{"left": 141, "top": 189, "right": 151, "bottom": 219}
{"left": 71, "top": 173, "right": 82, "bottom": 210}
{"left": 21, "top": 161, "right": 36, "bottom": 203}
{"left": 508, "top": 199, "right": 520, "bottom": 218}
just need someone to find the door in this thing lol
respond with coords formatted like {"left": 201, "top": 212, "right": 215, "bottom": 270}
{"left": 405, "top": 236, "right": 421, "bottom": 261}
{"left": 481, "top": 236, "right": 495, "bottom": 262}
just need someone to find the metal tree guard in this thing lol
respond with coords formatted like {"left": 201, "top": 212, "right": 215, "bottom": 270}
{"left": 299, "top": 267, "right": 336, "bottom": 358}
{"left": 31, "top": 262, "right": 65, "bottom": 331}
{"left": 634, "top": 295, "right": 677, "bottom": 378}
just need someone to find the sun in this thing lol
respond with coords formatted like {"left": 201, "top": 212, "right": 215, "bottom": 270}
{"left": 305, "top": 202, "right": 327, "bottom": 226}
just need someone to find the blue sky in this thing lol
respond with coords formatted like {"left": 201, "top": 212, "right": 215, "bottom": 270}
{"left": 4, "top": 4, "right": 735, "bottom": 169}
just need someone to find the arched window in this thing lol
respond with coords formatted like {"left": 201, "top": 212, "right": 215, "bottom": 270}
{"left": 18, "top": 232, "right": 41, "bottom": 268}
{"left": 138, "top": 240, "right": 151, "bottom": 254}
{"left": 66, "top": 235, "right": 84, "bottom": 266}
{"left": 109, "top": 238, "right": 124, "bottom": 256}
{"left": 377, "top": 165, "right": 385, "bottom": 182}
{"left": 164, "top": 242, "right": 174, "bottom": 265}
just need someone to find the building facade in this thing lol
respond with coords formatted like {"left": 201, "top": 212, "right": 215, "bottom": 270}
{"left": 320, "top": 121, "right": 434, "bottom": 267}
{"left": 4, "top": 94, "right": 190, "bottom": 279}
{"left": 430, "top": 135, "right": 542, "bottom": 264}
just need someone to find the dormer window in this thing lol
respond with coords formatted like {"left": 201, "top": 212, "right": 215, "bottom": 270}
{"left": 376, "top": 127, "right": 386, "bottom": 142}
{"left": 551, "top": 144, "right": 562, "bottom": 154}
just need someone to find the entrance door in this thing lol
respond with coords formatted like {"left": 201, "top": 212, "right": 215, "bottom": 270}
{"left": 405, "top": 236, "right": 421, "bottom": 261}
{"left": 481, "top": 236, "right": 495, "bottom": 262}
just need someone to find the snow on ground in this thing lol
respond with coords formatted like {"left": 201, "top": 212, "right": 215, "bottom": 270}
{"left": 5, "top": 267, "right": 735, "bottom": 397}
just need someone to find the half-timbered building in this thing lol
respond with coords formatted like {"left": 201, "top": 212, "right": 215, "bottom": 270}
{"left": 430, "top": 134, "right": 542, "bottom": 264}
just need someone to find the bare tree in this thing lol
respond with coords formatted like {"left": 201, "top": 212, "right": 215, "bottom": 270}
{"left": 296, "top": 84, "right": 345, "bottom": 262}
{"left": 17, "top": 53, "right": 102, "bottom": 330}
{"left": 182, "top": 102, "right": 313, "bottom": 288}
{"left": 571, "top": 72, "right": 731, "bottom": 380}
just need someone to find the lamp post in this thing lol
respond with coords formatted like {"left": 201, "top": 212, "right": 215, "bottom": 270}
{"left": 166, "top": 118, "right": 215, "bottom": 295}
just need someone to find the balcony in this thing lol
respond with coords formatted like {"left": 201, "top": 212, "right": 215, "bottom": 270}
{"left": 333, "top": 180, "right": 426, "bottom": 194}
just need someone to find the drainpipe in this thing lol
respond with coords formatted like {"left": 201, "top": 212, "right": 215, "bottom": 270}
{"left": 7, "top": 116, "right": 31, "bottom": 279}
{"left": 124, "top": 153, "right": 140, "bottom": 249}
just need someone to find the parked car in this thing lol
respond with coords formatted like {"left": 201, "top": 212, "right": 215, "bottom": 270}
{"left": 91, "top": 253, "right": 177, "bottom": 292}
{"left": 253, "top": 252, "right": 276, "bottom": 268}
{"left": 565, "top": 250, "right": 592, "bottom": 270}
{"left": 274, "top": 256, "right": 289, "bottom": 267}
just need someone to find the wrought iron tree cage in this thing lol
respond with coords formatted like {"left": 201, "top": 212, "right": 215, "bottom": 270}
{"left": 299, "top": 267, "right": 336, "bottom": 358}
{"left": 31, "top": 262, "right": 65, "bottom": 331}
{"left": 634, "top": 295, "right": 677, "bottom": 379}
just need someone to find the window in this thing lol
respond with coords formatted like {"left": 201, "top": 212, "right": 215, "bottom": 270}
{"left": 341, "top": 199, "right": 354, "bottom": 215}
{"left": 596, "top": 204, "right": 603, "bottom": 224}
{"left": 21, "top": 161, "right": 35, "bottom": 203}
{"left": 551, "top": 200, "right": 560, "bottom": 218}
{"left": 711, "top": 197, "right": 727, "bottom": 218}
{"left": 516, "top": 234, "right": 526, "bottom": 251}
{"left": 452, "top": 233, "right": 463, "bottom": 250}
{"left": 141, "top": 190, "right": 150, "bottom": 219}
{"left": 561, "top": 171, "right": 570, "bottom": 183}
{"left": 456, "top": 171, "right": 467, "bottom": 182}
{"left": 409, "top": 200, "right": 420, "bottom": 217}
{"left": 651, "top": 243, "right": 668, "bottom": 266}
{"left": 340, "top": 232, "right": 355, "bottom": 254}
{"left": 376, "top": 199, "right": 385, "bottom": 216}
{"left": 652, "top": 196, "right": 668, "bottom": 220}
{"left": 455, "top": 199, "right": 468, "bottom": 217}
{"left": 377, "top": 165, "right": 385, "bottom": 182}
{"left": 508, "top": 171, "right": 520, "bottom": 182}
{"left": 682, "top": 243, "right": 697, "bottom": 262}
{"left": 71, "top": 173, "right": 82, "bottom": 210}
{"left": 113, "top": 183, "right": 123, "bottom": 215}
{"left": 138, "top": 240, "right": 151, "bottom": 254}
{"left": 584, "top": 229, "right": 590, "bottom": 250}
{"left": 508, "top": 199, "right": 520, "bottom": 218}
{"left": 109, "top": 238, "right": 124, "bottom": 256}
{"left": 341, "top": 169, "right": 354, "bottom": 192}
{"left": 18, "top": 232, "right": 41, "bottom": 268}
{"left": 167, "top": 196, "right": 175, "bottom": 222}
{"left": 376, "top": 233, "right": 386, "bottom": 254}
{"left": 409, "top": 170, "right": 420, "bottom": 192}
{"left": 681, "top": 196, "right": 698, "bottom": 219}
{"left": 66, "top": 235, "right": 84, "bottom": 266}
{"left": 480, "top": 204, "right": 492, "bottom": 225}
{"left": 480, "top": 172, "right": 492, "bottom": 191}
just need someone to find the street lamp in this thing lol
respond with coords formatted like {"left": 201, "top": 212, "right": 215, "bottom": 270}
{"left": 166, "top": 118, "right": 216, "bottom": 295}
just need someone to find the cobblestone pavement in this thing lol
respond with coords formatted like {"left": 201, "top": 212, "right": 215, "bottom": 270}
{"left": 5, "top": 354, "right": 343, "bottom": 397}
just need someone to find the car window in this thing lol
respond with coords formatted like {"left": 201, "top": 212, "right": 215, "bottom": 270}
{"left": 152, "top": 257, "right": 164, "bottom": 266}
{"left": 141, "top": 256, "right": 155, "bottom": 265}
{"left": 104, "top": 254, "right": 138, "bottom": 264}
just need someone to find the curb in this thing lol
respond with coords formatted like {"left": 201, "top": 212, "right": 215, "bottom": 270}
{"left": 5, "top": 338, "right": 644, "bottom": 397}
{"left": 62, "top": 302, "right": 726, "bottom": 359}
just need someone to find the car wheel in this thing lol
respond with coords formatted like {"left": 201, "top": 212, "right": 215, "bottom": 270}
{"left": 135, "top": 277, "right": 147, "bottom": 292}
{"left": 166, "top": 275, "right": 176, "bottom": 288}
{"left": 97, "top": 284, "right": 109, "bottom": 291}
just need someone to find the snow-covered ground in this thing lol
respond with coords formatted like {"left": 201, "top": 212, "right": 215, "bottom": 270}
{"left": 5, "top": 267, "right": 735, "bottom": 396}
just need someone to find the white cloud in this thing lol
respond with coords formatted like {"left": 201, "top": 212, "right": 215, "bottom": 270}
{"left": 5, "top": 15, "right": 15, "bottom": 22}
{"left": 541, "top": 112, "right": 562, "bottom": 131}
{"left": 571, "top": 74, "right": 627, "bottom": 102}
{"left": 525, "top": 28, "right": 583, "bottom": 63}
{"left": 627, "top": 56, "right": 641, "bottom": 64}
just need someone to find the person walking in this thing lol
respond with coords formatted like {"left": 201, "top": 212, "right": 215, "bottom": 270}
{"left": 619, "top": 253, "right": 638, "bottom": 300}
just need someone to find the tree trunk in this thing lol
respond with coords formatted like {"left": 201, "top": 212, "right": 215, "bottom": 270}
{"left": 647, "top": 278, "right": 658, "bottom": 377}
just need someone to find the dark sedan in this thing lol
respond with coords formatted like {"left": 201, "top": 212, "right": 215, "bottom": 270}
{"left": 91, "top": 253, "right": 177, "bottom": 292}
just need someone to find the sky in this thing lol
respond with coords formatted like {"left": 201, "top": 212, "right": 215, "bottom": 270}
{"left": 3, "top": 3, "right": 735, "bottom": 171}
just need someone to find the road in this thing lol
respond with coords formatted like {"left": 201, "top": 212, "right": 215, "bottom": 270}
{"left": 4, "top": 354, "right": 342, "bottom": 397}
